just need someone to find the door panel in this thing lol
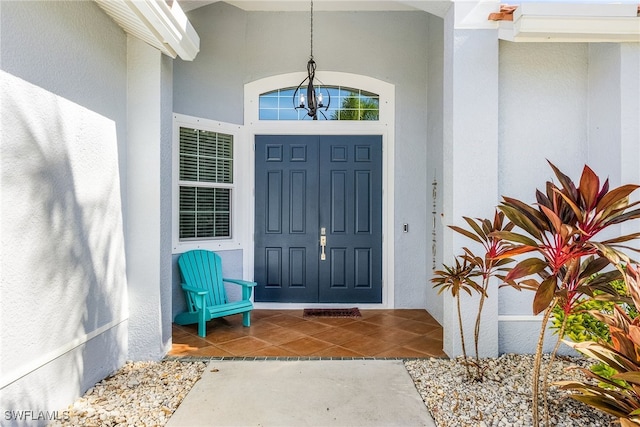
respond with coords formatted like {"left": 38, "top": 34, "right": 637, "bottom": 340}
{"left": 255, "top": 135, "right": 382, "bottom": 303}
{"left": 255, "top": 135, "right": 319, "bottom": 302}
{"left": 318, "top": 136, "right": 382, "bottom": 303}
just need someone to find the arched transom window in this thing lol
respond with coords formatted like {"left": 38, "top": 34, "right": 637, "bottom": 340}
{"left": 259, "top": 86, "right": 379, "bottom": 121}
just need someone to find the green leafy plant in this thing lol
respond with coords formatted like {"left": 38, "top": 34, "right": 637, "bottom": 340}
{"left": 492, "top": 162, "right": 640, "bottom": 426}
{"left": 557, "top": 264, "right": 640, "bottom": 427}
{"left": 591, "top": 362, "right": 628, "bottom": 390}
{"left": 552, "top": 298, "right": 612, "bottom": 343}
{"left": 551, "top": 279, "right": 636, "bottom": 344}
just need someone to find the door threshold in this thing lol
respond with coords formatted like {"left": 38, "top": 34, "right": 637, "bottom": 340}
{"left": 253, "top": 302, "right": 391, "bottom": 310}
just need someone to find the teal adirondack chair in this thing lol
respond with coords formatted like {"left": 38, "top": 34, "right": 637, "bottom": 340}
{"left": 174, "top": 250, "right": 257, "bottom": 337}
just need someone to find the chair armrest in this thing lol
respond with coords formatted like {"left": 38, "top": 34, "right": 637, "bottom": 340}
{"left": 181, "top": 284, "right": 209, "bottom": 296}
{"left": 223, "top": 278, "right": 257, "bottom": 288}
{"left": 224, "top": 278, "right": 257, "bottom": 301}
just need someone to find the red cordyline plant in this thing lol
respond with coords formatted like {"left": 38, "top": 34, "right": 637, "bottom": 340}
{"left": 492, "top": 161, "right": 640, "bottom": 427}
{"left": 449, "top": 211, "right": 515, "bottom": 379}
{"left": 432, "top": 257, "right": 481, "bottom": 378}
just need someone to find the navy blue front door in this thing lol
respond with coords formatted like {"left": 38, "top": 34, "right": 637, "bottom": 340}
{"left": 254, "top": 135, "right": 382, "bottom": 303}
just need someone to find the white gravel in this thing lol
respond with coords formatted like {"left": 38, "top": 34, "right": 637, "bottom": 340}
{"left": 405, "top": 354, "right": 615, "bottom": 427}
{"left": 51, "top": 355, "right": 612, "bottom": 426}
{"left": 50, "top": 360, "right": 207, "bottom": 426}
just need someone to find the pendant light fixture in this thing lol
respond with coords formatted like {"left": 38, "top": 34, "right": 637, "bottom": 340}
{"left": 293, "top": 0, "right": 330, "bottom": 120}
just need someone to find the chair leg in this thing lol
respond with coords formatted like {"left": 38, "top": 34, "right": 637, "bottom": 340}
{"left": 242, "top": 311, "right": 251, "bottom": 327}
{"left": 198, "top": 309, "right": 207, "bottom": 337}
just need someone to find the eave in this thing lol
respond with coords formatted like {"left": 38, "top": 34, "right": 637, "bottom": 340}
{"left": 95, "top": 0, "right": 200, "bottom": 60}
{"left": 490, "top": 2, "right": 640, "bottom": 42}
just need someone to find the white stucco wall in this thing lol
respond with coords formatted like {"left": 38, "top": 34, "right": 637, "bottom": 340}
{"left": 498, "top": 41, "right": 589, "bottom": 321}
{"left": 0, "top": 1, "right": 128, "bottom": 421}
{"left": 497, "top": 41, "right": 589, "bottom": 354}
{"left": 125, "top": 37, "right": 174, "bottom": 360}
{"left": 442, "top": 10, "right": 501, "bottom": 357}
{"left": 497, "top": 40, "right": 640, "bottom": 355}
{"left": 425, "top": 13, "right": 446, "bottom": 324}
{"left": 173, "top": 3, "right": 432, "bottom": 309}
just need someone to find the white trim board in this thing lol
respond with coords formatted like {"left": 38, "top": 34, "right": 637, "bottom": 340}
{"left": 0, "top": 318, "right": 128, "bottom": 389}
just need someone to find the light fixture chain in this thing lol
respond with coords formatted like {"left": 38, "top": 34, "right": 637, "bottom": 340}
{"left": 310, "top": 0, "right": 313, "bottom": 60}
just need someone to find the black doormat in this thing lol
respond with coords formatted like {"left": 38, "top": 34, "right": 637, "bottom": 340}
{"left": 303, "top": 308, "right": 362, "bottom": 318}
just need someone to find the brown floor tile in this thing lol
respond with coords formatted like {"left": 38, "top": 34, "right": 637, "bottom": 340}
{"left": 338, "top": 320, "right": 385, "bottom": 336}
{"left": 172, "top": 334, "right": 211, "bottom": 349}
{"left": 357, "top": 309, "right": 391, "bottom": 319}
{"left": 310, "top": 327, "right": 365, "bottom": 346}
{"left": 389, "top": 309, "right": 432, "bottom": 320}
{"left": 423, "top": 327, "right": 443, "bottom": 341}
{"left": 216, "top": 336, "right": 272, "bottom": 356}
{"left": 310, "top": 317, "right": 359, "bottom": 327}
{"left": 185, "top": 345, "right": 236, "bottom": 357}
{"left": 278, "top": 336, "right": 334, "bottom": 356}
{"left": 402, "top": 336, "right": 446, "bottom": 357}
{"left": 254, "top": 326, "right": 307, "bottom": 346}
{"left": 171, "top": 325, "right": 194, "bottom": 338}
{"left": 339, "top": 334, "right": 397, "bottom": 355}
{"left": 363, "top": 313, "right": 415, "bottom": 328}
{"left": 203, "top": 328, "right": 247, "bottom": 344}
{"left": 168, "top": 343, "right": 201, "bottom": 356}
{"left": 398, "top": 318, "right": 444, "bottom": 335}
{"left": 248, "top": 346, "right": 300, "bottom": 357}
{"left": 288, "top": 320, "right": 332, "bottom": 336}
{"left": 264, "top": 313, "right": 307, "bottom": 328}
{"left": 368, "top": 327, "right": 421, "bottom": 346}
{"left": 240, "top": 321, "right": 284, "bottom": 337}
{"left": 250, "top": 310, "right": 287, "bottom": 321}
{"left": 422, "top": 312, "right": 443, "bottom": 326}
{"left": 373, "top": 346, "right": 433, "bottom": 358}
{"left": 169, "top": 309, "right": 446, "bottom": 359}
{"left": 311, "top": 346, "right": 365, "bottom": 357}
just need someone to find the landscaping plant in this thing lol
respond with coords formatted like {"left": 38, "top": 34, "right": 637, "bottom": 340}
{"left": 431, "top": 257, "right": 480, "bottom": 378}
{"left": 557, "top": 263, "right": 640, "bottom": 427}
{"left": 551, "top": 278, "right": 637, "bottom": 344}
{"left": 491, "top": 162, "right": 640, "bottom": 426}
{"left": 450, "top": 211, "right": 514, "bottom": 378}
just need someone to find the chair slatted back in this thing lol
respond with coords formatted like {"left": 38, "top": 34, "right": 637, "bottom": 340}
{"left": 178, "top": 250, "right": 228, "bottom": 310}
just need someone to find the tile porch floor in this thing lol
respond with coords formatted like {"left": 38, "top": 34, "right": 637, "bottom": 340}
{"left": 169, "top": 309, "right": 447, "bottom": 358}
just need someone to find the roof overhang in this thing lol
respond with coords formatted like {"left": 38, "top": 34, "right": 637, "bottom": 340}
{"left": 490, "top": 2, "right": 640, "bottom": 42}
{"left": 178, "top": 0, "right": 453, "bottom": 18}
{"left": 95, "top": 0, "right": 200, "bottom": 60}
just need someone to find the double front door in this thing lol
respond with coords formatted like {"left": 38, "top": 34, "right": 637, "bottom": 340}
{"left": 254, "top": 135, "right": 382, "bottom": 303}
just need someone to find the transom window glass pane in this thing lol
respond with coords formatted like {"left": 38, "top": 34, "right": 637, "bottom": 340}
{"left": 179, "top": 127, "right": 233, "bottom": 240}
{"left": 259, "top": 86, "right": 379, "bottom": 121}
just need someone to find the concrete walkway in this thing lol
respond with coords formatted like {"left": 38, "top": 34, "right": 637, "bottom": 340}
{"left": 167, "top": 360, "right": 436, "bottom": 427}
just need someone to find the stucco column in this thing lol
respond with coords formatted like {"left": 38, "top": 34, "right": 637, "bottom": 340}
{"left": 587, "top": 43, "right": 640, "bottom": 241}
{"left": 442, "top": 3, "right": 500, "bottom": 358}
{"left": 619, "top": 44, "right": 640, "bottom": 210}
{"left": 126, "top": 36, "right": 173, "bottom": 360}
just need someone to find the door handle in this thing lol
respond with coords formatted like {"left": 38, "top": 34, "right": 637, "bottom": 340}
{"left": 320, "top": 228, "right": 326, "bottom": 261}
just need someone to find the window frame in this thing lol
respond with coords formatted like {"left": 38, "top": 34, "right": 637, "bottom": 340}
{"left": 172, "top": 114, "right": 242, "bottom": 253}
{"left": 258, "top": 86, "right": 380, "bottom": 121}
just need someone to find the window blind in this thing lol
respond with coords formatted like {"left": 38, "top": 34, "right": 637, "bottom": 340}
{"left": 179, "top": 127, "right": 233, "bottom": 239}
